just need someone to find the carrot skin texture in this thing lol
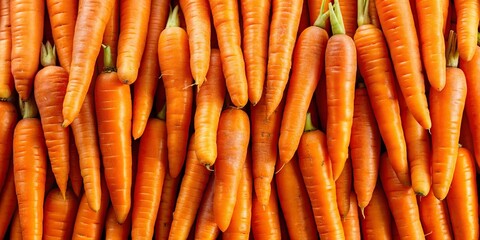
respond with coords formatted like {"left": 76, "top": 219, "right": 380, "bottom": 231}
{"left": 0, "top": 101, "right": 17, "bottom": 190}
{"left": 9, "top": 210, "right": 22, "bottom": 240}
{"left": 336, "top": 155, "right": 353, "bottom": 218}
{"left": 419, "top": 191, "right": 453, "bottom": 240}
{"left": 375, "top": 0, "right": 431, "bottom": 129}
{"left": 154, "top": 173, "right": 181, "bottom": 240}
{"left": 95, "top": 71, "right": 132, "bottom": 224}
{"left": 62, "top": 0, "right": 115, "bottom": 126}
{"left": 342, "top": 192, "right": 361, "bottom": 240}
{"left": 43, "top": 188, "right": 79, "bottom": 240}
{"left": 278, "top": 26, "right": 328, "bottom": 166}
{"left": 338, "top": 0, "right": 357, "bottom": 38}
{"left": 105, "top": 205, "right": 132, "bottom": 240}
{"left": 158, "top": 26, "right": 193, "bottom": 178}
{"left": 446, "top": 147, "right": 479, "bottom": 239}
{"left": 69, "top": 137, "right": 83, "bottom": 197}
{"left": 214, "top": 108, "right": 250, "bottom": 231}
{"left": 0, "top": 167, "right": 17, "bottom": 238}
{"left": 251, "top": 182, "right": 282, "bottom": 240}
{"left": 194, "top": 49, "right": 226, "bottom": 167}
{"left": 430, "top": 67, "right": 467, "bottom": 200}
{"left": 10, "top": 0, "right": 44, "bottom": 101}
{"left": 0, "top": 0, "right": 13, "bottom": 99}
{"left": 454, "top": 0, "right": 479, "bottom": 61}
{"left": 194, "top": 176, "right": 220, "bottom": 240}
{"left": 361, "top": 183, "right": 393, "bottom": 240}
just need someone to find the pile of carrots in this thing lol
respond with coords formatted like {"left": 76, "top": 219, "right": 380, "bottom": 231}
{"left": 0, "top": 0, "right": 480, "bottom": 239}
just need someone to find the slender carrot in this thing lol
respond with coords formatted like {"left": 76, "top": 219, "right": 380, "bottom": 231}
{"left": 69, "top": 134, "right": 83, "bottom": 197}
{"left": 0, "top": 101, "right": 17, "bottom": 190}
{"left": 342, "top": 192, "right": 361, "bottom": 240}
{"left": 169, "top": 134, "right": 212, "bottom": 240}
{"left": 43, "top": 188, "right": 79, "bottom": 240}
{"left": 419, "top": 191, "right": 453, "bottom": 239}
{"left": 194, "top": 176, "right": 220, "bottom": 240}
{"left": 105, "top": 204, "right": 132, "bottom": 240}
{"left": 154, "top": 173, "right": 181, "bottom": 240}
{"left": 0, "top": 0, "right": 13, "bottom": 100}
{"left": 9, "top": 210, "right": 22, "bottom": 240}
{"left": 209, "top": 0, "right": 248, "bottom": 107}
{"left": 132, "top": 0, "right": 170, "bottom": 139}
{"left": 454, "top": 0, "right": 479, "bottom": 61}
{"left": 361, "top": 182, "right": 393, "bottom": 240}
{"left": 98, "top": 0, "right": 119, "bottom": 72}
{"left": 336, "top": 156, "right": 353, "bottom": 219}
{"left": 62, "top": 0, "right": 115, "bottom": 127}
{"left": 10, "top": 0, "right": 44, "bottom": 101}
{"left": 251, "top": 182, "right": 282, "bottom": 240}
{"left": 194, "top": 49, "right": 226, "bottom": 167}
{"left": 158, "top": 5, "right": 193, "bottom": 178}
{"left": 0, "top": 167, "right": 17, "bottom": 238}
{"left": 339, "top": 0, "right": 357, "bottom": 37}
{"left": 265, "top": 0, "right": 304, "bottom": 116}
{"left": 375, "top": 0, "right": 431, "bottom": 129}
{"left": 446, "top": 147, "right": 479, "bottom": 239}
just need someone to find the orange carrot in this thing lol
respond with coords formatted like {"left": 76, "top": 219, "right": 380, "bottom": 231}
{"left": 419, "top": 191, "right": 453, "bottom": 239}
{"left": 68, "top": 135, "right": 83, "bottom": 197}
{"left": 251, "top": 182, "right": 282, "bottom": 240}
{"left": 336, "top": 156, "right": 353, "bottom": 219}
{"left": 342, "top": 192, "right": 361, "bottom": 240}
{"left": 361, "top": 182, "right": 393, "bottom": 240}
{"left": 154, "top": 173, "right": 181, "bottom": 240}
{"left": 0, "top": 101, "right": 17, "bottom": 190}
{"left": 0, "top": 167, "right": 17, "bottom": 238}
{"left": 0, "top": 0, "right": 13, "bottom": 100}
{"left": 43, "top": 188, "right": 79, "bottom": 240}
{"left": 454, "top": 0, "right": 479, "bottom": 61}
{"left": 98, "top": 0, "right": 119, "bottom": 72}
{"left": 9, "top": 210, "right": 22, "bottom": 240}
{"left": 194, "top": 176, "right": 220, "bottom": 240}
{"left": 105, "top": 204, "right": 132, "bottom": 240}
{"left": 339, "top": 0, "right": 357, "bottom": 37}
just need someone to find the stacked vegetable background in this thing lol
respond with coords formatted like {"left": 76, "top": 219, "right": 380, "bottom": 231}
{"left": 0, "top": 0, "right": 479, "bottom": 239}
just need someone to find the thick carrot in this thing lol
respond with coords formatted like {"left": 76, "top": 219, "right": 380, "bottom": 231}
{"left": 13, "top": 98, "right": 47, "bottom": 240}
{"left": 131, "top": 111, "right": 168, "bottom": 239}
{"left": 0, "top": 167, "right": 17, "bottom": 238}
{"left": 0, "top": 101, "right": 17, "bottom": 190}
{"left": 342, "top": 192, "right": 361, "bottom": 240}
{"left": 158, "top": 6, "right": 193, "bottom": 178}
{"left": 325, "top": 0, "right": 357, "bottom": 180}
{"left": 68, "top": 135, "right": 83, "bottom": 197}
{"left": 34, "top": 42, "right": 70, "bottom": 197}
{"left": 416, "top": 0, "right": 446, "bottom": 91}
{"left": 105, "top": 204, "right": 132, "bottom": 240}
{"left": 241, "top": 0, "right": 271, "bottom": 104}
{"left": 169, "top": 134, "right": 212, "bottom": 239}
{"left": 375, "top": 0, "right": 431, "bottom": 129}
{"left": 62, "top": 0, "right": 115, "bottom": 127}
{"left": 278, "top": 11, "right": 329, "bottom": 166}
{"left": 454, "top": 0, "right": 479, "bottom": 61}
{"left": 446, "top": 147, "right": 479, "bottom": 239}
{"left": 95, "top": 45, "right": 132, "bottom": 223}
{"left": 46, "top": 0, "right": 77, "bottom": 72}
{"left": 251, "top": 182, "right": 282, "bottom": 240}
{"left": 361, "top": 182, "right": 393, "bottom": 240}
{"left": 194, "top": 49, "right": 226, "bottom": 167}
{"left": 194, "top": 176, "right": 220, "bottom": 240}
{"left": 214, "top": 108, "right": 250, "bottom": 231}
{"left": 98, "top": 0, "right": 119, "bottom": 72}
{"left": 132, "top": 0, "right": 170, "bottom": 139}
{"left": 43, "top": 188, "right": 79, "bottom": 240}
{"left": 209, "top": 0, "right": 248, "bottom": 107}
{"left": 336, "top": 156, "right": 353, "bottom": 219}
{"left": 380, "top": 153, "right": 425, "bottom": 239}
{"left": 154, "top": 173, "right": 181, "bottom": 240}
{"left": 297, "top": 114, "right": 345, "bottom": 239}
{"left": 419, "top": 191, "right": 453, "bottom": 239}
{"left": 430, "top": 31, "right": 467, "bottom": 200}
{"left": 179, "top": 0, "right": 211, "bottom": 88}
{"left": 349, "top": 84, "right": 381, "bottom": 211}
{"left": 264, "top": 0, "right": 304, "bottom": 116}
{"left": 116, "top": 0, "right": 151, "bottom": 84}
{"left": 10, "top": 0, "right": 44, "bottom": 101}
{"left": 354, "top": 1, "right": 409, "bottom": 186}
{"left": 276, "top": 154, "right": 318, "bottom": 240}
{"left": 0, "top": 0, "right": 13, "bottom": 100}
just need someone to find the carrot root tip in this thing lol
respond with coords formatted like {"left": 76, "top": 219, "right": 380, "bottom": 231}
{"left": 205, "top": 164, "right": 214, "bottom": 172}
{"left": 274, "top": 163, "right": 286, "bottom": 174}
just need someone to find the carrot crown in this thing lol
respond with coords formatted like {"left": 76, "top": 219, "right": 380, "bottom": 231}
{"left": 19, "top": 97, "right": 38, "bottom": 119}
{"left": 357, "top": 0, "right": 371, "bottom": 26}
{"left": 102, "top": 44, "right": 116, "bottom": 72}
{"left": 313, "top": 0, "right": 330, "bottom": 29}
{"left": 329, "top": 0, "right": 346, "bottom": 35}
{"left": 157, "top": 104, "right": 166, "bottom": 120}
{"left": 446, "top": 30, "right": 459, "bottom": 68}
{"left": 40, "top": 41, "right": 56, "bottom": 67}
{"left": 166, "top": 5, "right": 180, "bottom": 28}
{"left": 304, "top": 113, "right": 317, "bottom": 132}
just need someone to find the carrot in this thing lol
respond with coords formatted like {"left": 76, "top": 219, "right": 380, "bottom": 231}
{"left": 194, "top": 176, "right": 220, "bottom": 240}
{"left": 416, "top": 0, "right": 446, "bottom": 91}
{"left": 45, "top": 0, "right": 77, "bottom": 72}
{"left": 209, "top": 0, "right": 247, "bottom": 107}
{"left": 72, "top": 177, "right": 110, "bottom": 240}
{"left": 430, "top": 31, "right": 467, "bottom": 200}
{"left": 131, "top": 109, "right": 168, "bottom": 239}
{"left": 34, "top": 42, "right": 70, "bottom": 197}
{"left": 297, "top": 113, "right": 345, "bottom": 239}
{"left": 223, "top": 153, "right": 253, "bottom": 240}
{"left": 95, "top": 45, "right": 132, "bottom": 223}
{"left": 276, "top": 154, "right": 318, "bottom": 239}
{"left": 325, "top": 0, "right": 357, "bottom": 180}
{"left": 214, "top": 108, "right": 250, "bottom": 231}
{"left": 459, "top": 113, "right": 476, "bottom": 164}
{"left": 278, "top": 9, "right": 329, "bottom": 166}
{"left": 367, "top": 0, "right": 380, "bottom": 28}
{"left": 132, "top": 0, "right": 170, "bottom": 139}
{"left": 8, "top": 210, "right": 22, "bottom": 240}
{"left": 342, "top": 192, "right": 361, "bottom": 240}
{"left": 43, "top": 188, "right": 79, "bottom": 240}
{"left": 13, "top": 98, "right": 47, "bottom": 240}
{"left": 10, "top": 0, "right": 44, "bottom": 101}
{"left": 314, "top": 72, "right": 328, "bottom": 132}
{"left": 0, "top": 167, "right": 17, "bottom": 238}
{"left": 264, "top": 0, "right": 304, "bottom": 116}
{"left": 69, "top": 135, "right": 83, "bottom": 197}
{"left": 251, "top": 182, "right": 282, "bottom": 240}
{"left": 0, "top": 101, "right": 17, "bottom": 190}
{"left": 179, "top": 0, "right": 211, "bottom": 88}
{"left": 105, "top": 204, "right": 132, "bottom": 240}
{"left": 0, "top": 0, "right": 13, "bottom": 100}
{"left": 339, "top": 0, "right": 357, "bottom": 37}
{"left": 308, "top": 0, "right": 331, "bottom": 27}
{"left": 169, "top": 134, "right": 212, "bottom": 239}
{"left": 297, "top": 0, "right": 311, "bottom": 36}
{"left": 419, "top": 191, "right": 453, "bottom": 239}
{"left": 336, "top": 156, "right": 353, "bottom": 219}
{"left": 349, "top": 83, "right": 381, "bottom": 211}
{"left": 158, "top": 5, "right": 193, "bottom": 178}
{"left": 446, "top": 147, "right": 479, "bottom": 239}
{"left": 442, "top": 0, "right": 450, "bottom": 35}
{"left": 375, "top": 0, "right": 431, "bottom": 129}
{"left": 194, "top": 49, "right": 226, "bottom": 168}
{"left": 380, "top": 153, "right": 425, "bottom": 239}
{"left": 154, "top": 173, "right": 181, "bottom": 240}
{"left": 361, "top": 182, "right": 393, "bottom": 240}
{"left": 454, "top": 0, "right": 479, "bottom": 61}
{"left": 98, "top": 0, "right": 119, "bottom": 72}
{"left": 116, "top": 0, "right": 151, "bottom": 84}
{"left": 62, "top": 0, "right": 115, "bottom": 127}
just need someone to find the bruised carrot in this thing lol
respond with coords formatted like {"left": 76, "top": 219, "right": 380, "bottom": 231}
{"left": 251, "top": 182, "right": 282, "bottom": 240}
{"left": 0, "top": 167, "right": 16, "bottom": 238}
{"left": 0, "top": 0, "right": 13, "bottom": 100}
{"left": 43, "top": 188, "right": 79, "bottom": 240}
{"left": 419, "top": 191, "right": 453, "bottom": 239}
{"left": 194, "top": 176, "right": 220, "bottom": 240}
{"left": 0, "top": 101, "right": 17, "bottom": 190}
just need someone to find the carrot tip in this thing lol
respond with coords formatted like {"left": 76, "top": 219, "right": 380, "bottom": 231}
{"left": 62, "top": 119, "right": 72, "bottom": 128}
{"left": 360, "top": 207, "right": 365, "bottom": 219}
{"left": 274, "top": 163, "right": 286, "bottom": 174}
{"left": 205, "top": 164, "right": 214, "bottom": 172}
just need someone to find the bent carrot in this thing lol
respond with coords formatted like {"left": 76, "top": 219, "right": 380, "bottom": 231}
{"left": 0, "top": 0, "right": 13, "bottom": 100}
{"left": 98, "top": 0, "right": 119, "bottom": 72}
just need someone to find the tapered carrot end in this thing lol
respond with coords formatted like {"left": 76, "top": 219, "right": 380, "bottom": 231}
{"left": 114, "top": 204, "right": 131, "bottom": 224}
{"left": 360, "top": 207, "right": 365, "bottom": 219}
{"left": 62, "top": 119, "right": 72, "bottom": 128}
{"left": 253, "top": 178, "right": 272, "bottom": 207}
{"left": 396, "top": 172, "right": 411, "bottom": 187}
